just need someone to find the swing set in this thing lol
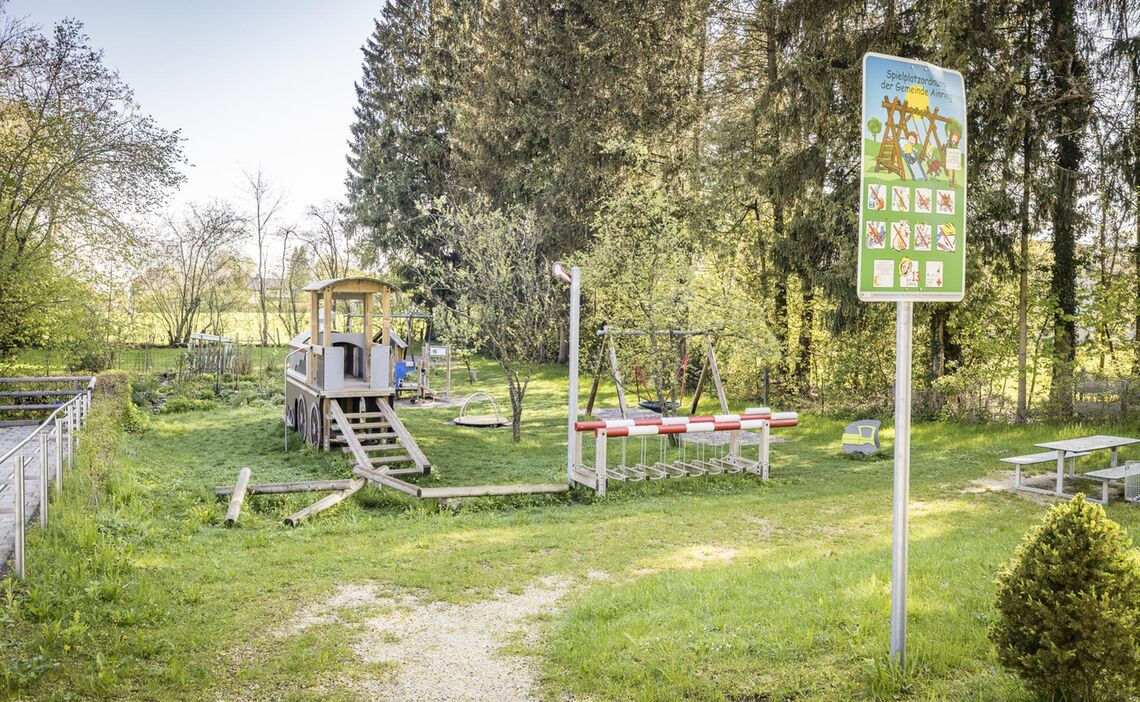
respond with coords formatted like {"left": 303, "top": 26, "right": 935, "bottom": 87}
{"left": 873, "top": 95, "right": 952, "bottom": 181}
{"left": 584, "top": 326, "right": 729, "bottom": 418}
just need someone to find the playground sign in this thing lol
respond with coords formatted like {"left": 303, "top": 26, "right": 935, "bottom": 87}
{"left": 857, "top": 53, "right": 967, "bottom": 302}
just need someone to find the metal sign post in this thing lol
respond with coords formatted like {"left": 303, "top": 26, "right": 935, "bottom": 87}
{"left": 857, "top": 53, "right": 967, "bottom": 669}
{"left": 890, "top": 300, "right": 913, "bottom": 663}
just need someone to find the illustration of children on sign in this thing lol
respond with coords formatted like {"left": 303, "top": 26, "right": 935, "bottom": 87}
{"left": 891, "top": 220, "right": 910, "bottom": 251}
{"left": 867, "top": 183, "right": 886, "bottom": 211}
{"left": 866, "top": 220, "right": 887, "bottom": 249}
{"left": 902, "top": 131, "right": 926, "bottom": 181}
{"left": 914, "top": 223, "right": 932, "bottom": 251}
{"left": 899, "top": 257, "right": 919, "bottom": 288}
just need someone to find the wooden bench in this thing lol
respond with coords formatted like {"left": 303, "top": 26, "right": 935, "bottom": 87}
{"left": 1001, "top": 451, "right": 1090, "bottom": 492}
{"left": 1082, "top": 463, "right": 1140, "bottom": 505}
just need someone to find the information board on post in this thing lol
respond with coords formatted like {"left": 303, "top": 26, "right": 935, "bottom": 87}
{"left": 858, "top": 52, "right": 967, "bottom": 670}
{"left": 858, "top": 53, "right": 967, "bottom": 302}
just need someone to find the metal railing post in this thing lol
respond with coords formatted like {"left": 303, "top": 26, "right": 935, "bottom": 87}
{"left": 14, "top": 454, "right": 26, "bottom": 578}
{"left": 66, "top": 407, "right": 74, "bottom": 466}
{"left": 39, "top": 432, "right": 49, "bottom": 528}
{"left": 54, "top": 416, "right": 63, "bottom": 490}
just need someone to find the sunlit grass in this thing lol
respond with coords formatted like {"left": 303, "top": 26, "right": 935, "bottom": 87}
{"left": 2, "top": 358, "right": 1138, "bottom": 700}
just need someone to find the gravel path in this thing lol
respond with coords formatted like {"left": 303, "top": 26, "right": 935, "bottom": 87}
{"left": 287, "top": 577, "right": 575, "bottom": 701}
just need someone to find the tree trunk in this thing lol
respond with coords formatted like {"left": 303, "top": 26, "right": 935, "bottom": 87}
{"left": 1046, "top": 0, "right": 1087, "bottom": 417}
{"left": 773, "top": 270, "right": 787, "bottom": 385}
{"left": 1017, "top": 116, "right": 1032, "bottom": 422}
{"left": 797, "top": 281, "right": 813, "bottom": 396}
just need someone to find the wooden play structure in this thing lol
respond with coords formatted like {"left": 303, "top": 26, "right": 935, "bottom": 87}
{"left": 873, "top": 95, "right": 952, "bottom": 181}
{"left": 282, "top": 277, "right": 430, "bottom": 471}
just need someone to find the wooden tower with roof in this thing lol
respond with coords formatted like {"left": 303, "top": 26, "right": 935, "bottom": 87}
{"left": 284, "top": 277, "right": 430, "bottom": 476}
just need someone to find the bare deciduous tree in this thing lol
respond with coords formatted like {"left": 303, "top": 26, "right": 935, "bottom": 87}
{"left": 135, "top": 202, "right": 247, "bottom": 346}
{"left": 242, "top": 166, "right": 284, "bottom": 345}
{"left": 299, "top": 201, "right": 353, "bottom": 280}
{"left": 273, "top": 226, "right": 309, "bottom": 338}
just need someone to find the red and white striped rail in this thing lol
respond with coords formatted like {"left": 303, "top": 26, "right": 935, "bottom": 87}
{"left": 574, "top": 407, "right": 777, "bottom": 432}
{"left": 575, "top": 410, "right": 797, "bottom": 436}
{"left": 590, "top": 413, "right": 797, "bottom": 438}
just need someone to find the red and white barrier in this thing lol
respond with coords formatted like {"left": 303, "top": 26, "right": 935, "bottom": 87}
{"left": 595, "top": 413, "right": 798, "bottom": 438}
{"left": 569, "top": 409, "right": 800, "bottom": 495}
{"left": 574, "top": 408, "right": 773, "bottom": 432}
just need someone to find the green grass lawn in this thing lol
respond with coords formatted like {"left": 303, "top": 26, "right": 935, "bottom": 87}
{"left": 3, "top": 360, "right": 1139, "bottom": 700}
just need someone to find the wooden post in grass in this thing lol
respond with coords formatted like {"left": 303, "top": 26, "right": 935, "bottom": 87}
{"left": 284, "top": 478, "right": 365, "bottom": 527}
{"left": 225, "top": 468, "right": 252, "bottom": 527}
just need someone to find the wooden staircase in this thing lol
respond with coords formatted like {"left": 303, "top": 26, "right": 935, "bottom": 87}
{"left": 329, "top": 400, "right": 430, "bottom": 477}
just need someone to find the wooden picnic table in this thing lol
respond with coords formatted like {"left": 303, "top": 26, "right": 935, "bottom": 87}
{"left": 1033, "top": 435, "right": 1140, "bottom": 503}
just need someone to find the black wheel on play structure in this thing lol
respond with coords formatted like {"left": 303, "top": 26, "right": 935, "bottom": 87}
{"left": 285, "top": 405, "right": 294, "bottom": 428}
{"left": 295, "top": 398, "right": 307, "bottom": 439}
{"left": 309, "top": 404, "right": 321, "bottom": 445}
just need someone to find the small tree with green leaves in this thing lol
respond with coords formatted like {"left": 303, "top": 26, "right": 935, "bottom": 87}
{"left": 420, "top": 200, "right": 559, "bottom": 442}
{"left": 867, "top": 117, "right": 882, "bottom": 142}
{"left": 991, "top": 495, "right": 1140, "bottom": 701}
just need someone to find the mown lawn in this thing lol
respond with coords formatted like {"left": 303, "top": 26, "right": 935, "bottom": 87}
{"left": 2, "top": 360, "right": 1139, "bottom": 701}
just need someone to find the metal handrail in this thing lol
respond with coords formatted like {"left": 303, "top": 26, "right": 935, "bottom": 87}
{"left": 0, "top": 377, "right": 94, "bottom": 465}
{"left": 0, "top": 376, "right": 95, "bottom": 578}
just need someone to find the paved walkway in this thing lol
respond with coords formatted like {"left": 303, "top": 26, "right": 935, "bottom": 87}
{"left": 0, "top": 425, "right": 61, "bottom": 572}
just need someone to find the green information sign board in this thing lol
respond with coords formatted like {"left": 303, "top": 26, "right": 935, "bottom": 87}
{"left": 858, "top": 53, "right": 966, "bottom": 302}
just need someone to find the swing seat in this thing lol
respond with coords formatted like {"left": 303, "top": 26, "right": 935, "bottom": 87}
{"left": 638, "top": 399, "right": 680, "bottom": 413}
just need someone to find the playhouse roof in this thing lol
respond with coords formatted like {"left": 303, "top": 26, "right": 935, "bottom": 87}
{"left": 302, "top": 277, "right": 398, "bottom": 295}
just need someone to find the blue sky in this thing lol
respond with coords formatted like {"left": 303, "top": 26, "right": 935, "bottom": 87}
{"left": 8, "top": 0, "right": 379, "bottom": 231}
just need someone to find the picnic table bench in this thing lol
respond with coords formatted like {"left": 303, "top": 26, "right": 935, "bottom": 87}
{"left": 1082, "top": 462, "right": 1140, "bottom": 505}
{"left": 1003, "top": 435, "right": 1140, "bottom": 504}
{"left": 1002, "top": 451, "right": 1090, "bottom": 493}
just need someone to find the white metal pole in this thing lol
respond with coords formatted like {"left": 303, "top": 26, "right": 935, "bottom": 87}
{"left": 890, "top": 300, "right": 913, "bottom": 667}
{"left": 14, "top": 454, "right": 25, "bottom": 578}
{"left": 39, "top": 433, "right": 49, "bottom": 528}
{"left": 567, "top": 267, "right": 581, "bottom": 486}
{"left": 54, "top": 417, "right": 63, "bottom": 490}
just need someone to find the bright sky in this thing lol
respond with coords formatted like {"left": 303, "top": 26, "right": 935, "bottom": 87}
{"left": 7, "top": 0, "right": 379, "bottom": 233}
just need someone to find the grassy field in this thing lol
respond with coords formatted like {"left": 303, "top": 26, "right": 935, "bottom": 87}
{"left": 2, "top": 360, "right": 1139, "bottom": 700}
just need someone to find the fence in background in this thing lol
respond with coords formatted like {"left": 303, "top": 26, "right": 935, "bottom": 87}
{"left": 0, "top": 377, "right": 95, "bottom": 578}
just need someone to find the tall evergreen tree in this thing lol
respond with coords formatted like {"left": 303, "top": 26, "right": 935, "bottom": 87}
{"left": 1044, "top": 0, "right": 1092, "bottom": 414}
{"left": 346, "top": 0, "right": 476, "bottom": 273}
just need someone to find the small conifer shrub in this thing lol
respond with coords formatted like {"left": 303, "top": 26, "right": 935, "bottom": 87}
{"left": 991, "top": 495, "right": 1140, "bottom": 701}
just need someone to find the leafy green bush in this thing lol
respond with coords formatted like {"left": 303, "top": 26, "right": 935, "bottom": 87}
{"left": 159, "top": 396, "right": 218, "bottom": 414}
{"left": 991, "top": 495, "right": 1140, "bottom": 701}
{"left": 129, "top": 374, "right": 159, "bottom": 407}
